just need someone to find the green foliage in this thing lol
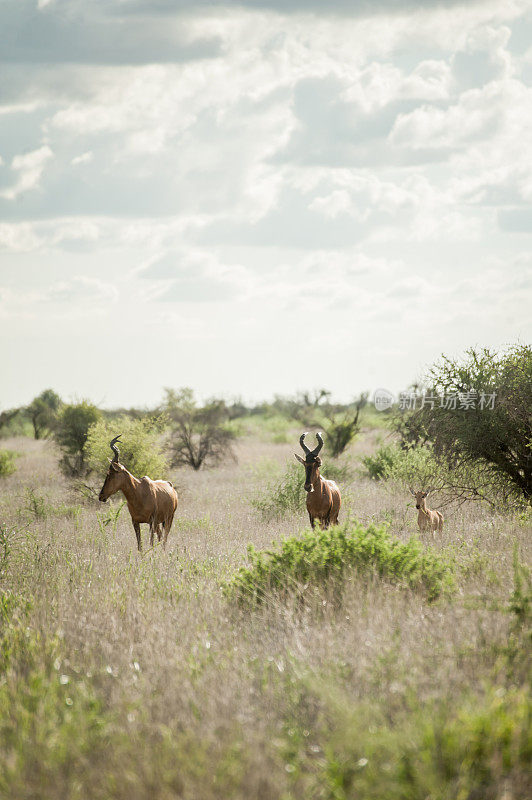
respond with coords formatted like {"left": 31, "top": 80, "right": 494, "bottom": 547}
{"left": 362, "top": 442, "right": 440, "bottom": 489}
{"left": 86, "top": 415, "right": 168, "bottom": 479}
{"left": 0, "top": 526, "right": 16, "bottom": 579}
{"left": 54, "top": 401, "right": 102, "bottom": 477}
{"left": 0, "top": 449, "right": 16, "bottom": 478}
{"left": 97, "top": 500, "right": 126, "bottom": 538}
{"left": 226, "top": 522, "right": 454, "bottom": 604}
{"left": 324, "top": 413, "right": 360, "bottom": 457}
{"left": 362, "top": 443, "right": 401, "bottom": 481}
{"left": 244, "top": 413, "right": 294, "bottom": 443}
{"left": 507, "top": 544, "right": 531, "bottom": 660}
{"left": 396, "top": 345, "right": 532, "bottom": 504}
{"left": 253, "top": 463, "right": 306, "bottom": 520}
{"left": 290, "top": 678, "right": 531, "bottom": 800}
{"left": 0, "top": 408, "right": 28, "bottom": 439}
{"left": 164, "top": 387, "right": 236, "bottom": 470}
{"left": 323, "top": 394, "right": 367, "bottom": 457}
{"left": 0, "top": 628, "right": 111, "bottom": 799}
{"left": 253, "top": 460, "right": 350, "bottom": 521}
{"left": 320, "top": 459, "right": 352, "bottom": 486}
{"left": 26, "top": 389, "right": 62, "bottom": 439}
{"left": 25, "top": 487, "right": 48, "bottom": 519}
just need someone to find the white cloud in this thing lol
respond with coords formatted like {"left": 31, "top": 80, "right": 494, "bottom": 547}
{"left": 1, "top": 0, "right": 531, "bottom": 406}
{"left": 0, "top": 145, "right": 53, "bottom": 200}
{"left": 71, "top": 151, "right": 93, "bottom": 166}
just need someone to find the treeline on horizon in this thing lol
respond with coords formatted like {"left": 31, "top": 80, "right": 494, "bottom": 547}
{"left": 1, "top": 344, "right": 530, "bottom": 506}
{"left": 0, "top": 386, "right": 372, "bottom": 441}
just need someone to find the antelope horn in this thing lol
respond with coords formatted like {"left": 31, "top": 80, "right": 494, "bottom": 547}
{"left": 109, "top": 434, "right": 122, "bottom": 463}
{"left": 311, "top": 432, "right": 324, "bottom": 457}
{"left": 299, "top": 432, "right": 311, "bottom": 455}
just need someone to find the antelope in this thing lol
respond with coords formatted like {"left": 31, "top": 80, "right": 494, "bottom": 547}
{"left": 98, "top": 435, "right": 178, "bottom": 552}
{"left": 295, "top": 432, "right": 341, "bottom": 529}
{"left": 409, "top": 488, "right": 444, "bottom": 534}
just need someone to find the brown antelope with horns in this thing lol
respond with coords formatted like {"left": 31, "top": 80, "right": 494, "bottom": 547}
{"left": 295, "top": 432, "right": 341, "bottom": 529}
{"left": 98, "top": 435, "right": 178, "bottom": 552}
{"left": 409, "top": 488, "right": 444, "bottom": 535}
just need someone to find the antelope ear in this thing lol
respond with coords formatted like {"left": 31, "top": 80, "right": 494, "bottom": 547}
{"left": 294, "top": 454, "right": 305, "bottom": 464}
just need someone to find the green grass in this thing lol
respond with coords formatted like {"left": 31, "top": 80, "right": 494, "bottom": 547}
{"left": 274, "top": 666, "right": 531, "bottom": 800}
{"left": 226, "top": 522, "right": 454, "bottom": 604}
{"left": 0, "top": 449, "right": 17, "bottom": 478}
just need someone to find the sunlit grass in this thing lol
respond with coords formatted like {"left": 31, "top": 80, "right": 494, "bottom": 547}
{"left": 0, "top": 431, "right": 529, "bottom": 799}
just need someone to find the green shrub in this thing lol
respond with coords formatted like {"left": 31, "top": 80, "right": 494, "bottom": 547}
{"left": 362, "top": 443, "right": 401, "bottom": 480}
{"left": 367, "top": 443, "right": 439, "bottom": 488}
{"left": 85, "top": 415, "right": 168, "bottom": 479}
{"left": 25, "top": 388, "right": 62, "bottom": 439}
{"left": 0, "top": 450, "right": 16, "bottom": 478}
{"left": 253, "top": 463, "right": 306, "bottom": 520}
{"left": 226, "top": 522, "right": 453, "bottom": 604}
{"left": 321, "top": 459, "right": 353, "bottom": 485}
{"left": 54, "top": 401, "right": 102, "bottom": 477}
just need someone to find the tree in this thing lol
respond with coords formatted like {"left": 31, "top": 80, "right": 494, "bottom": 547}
{"left": 26, "top": 389, "right": 62, "bottom": 439}
{"left": 396, "top": 345, "right": 532, "bottom": 504}
{"left": 164, "top": 388, "right": 236, "bottom": 470}
{"left": 85, "top": 415, "right": 168, "bottom": 478}
{"left": 54, "top": 401, "right": 101, "bottom": 476}
{"left": 0, "top": 408, "right": 23, "bottom": 438}
{"left": 324, "top": 393, "right": 368, "bottom": 457}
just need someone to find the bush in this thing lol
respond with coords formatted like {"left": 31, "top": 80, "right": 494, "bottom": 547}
{"left": 0, "top": 450, "right": 16, "bottom": 478}
{"left": 226, "top": 522, "right": 454, "bottom": 604}
{"left": 323, "top": 394, "right": 367, "bottom": 457}
{"left": 85, "top": 415, "right": 168, "bottom": 479}
{"left": 25, "top": 389, "right": 62, "bottom": 439}
{"left": 0, "top": 408, "right": 28, "bottom": 439}
{"left": 164, "top": 388, "right": 236, "bottom": 470}
{"left": 253, "top": 463, "right": 306, "bottom": 520}
{"left": 396, "top": 345, "right": 532, "bottom": 504}
{"left": 54, "top": 401, "right": 101, "bottom": 477}
{"left": 362, "top": 443, "right": 439, "bottom": 488}
{"left": 362, "top": 443, "right": 402, "bottom": 481}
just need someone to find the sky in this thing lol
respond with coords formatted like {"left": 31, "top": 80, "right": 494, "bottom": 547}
{"left": 1, "top": 0, "right": 531, "bottom": 409}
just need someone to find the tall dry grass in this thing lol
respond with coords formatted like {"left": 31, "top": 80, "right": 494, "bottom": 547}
{"left": 0, "top": 432, "right": 530, "bottom": 799}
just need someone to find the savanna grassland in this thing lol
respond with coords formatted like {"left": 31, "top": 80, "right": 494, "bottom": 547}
{"left": 0, "top": 419, "right": 530, "bottom": 800}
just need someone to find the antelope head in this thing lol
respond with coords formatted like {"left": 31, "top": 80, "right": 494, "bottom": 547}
{"left": 98, "top": 435, "right": 126, "bottom": 502}
{"left": 295, "top": 432, "right": 324, "bottom": 493}
{"left": 409, "top": 486, "right": 430, "bottom": 509}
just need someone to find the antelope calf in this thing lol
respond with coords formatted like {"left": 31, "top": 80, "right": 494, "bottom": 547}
{"left": 99, "top": 435, "right": 178, "bottom": 551}
{"left": 410, "top": 488, "right": 444, "bottom": 534}
{"left": 295, "top": 432, "right": 341, "bottom": 529}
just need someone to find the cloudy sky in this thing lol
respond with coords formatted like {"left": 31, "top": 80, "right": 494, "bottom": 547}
{"left": 1, "top": 0, "right": 531, "bottom": 409}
